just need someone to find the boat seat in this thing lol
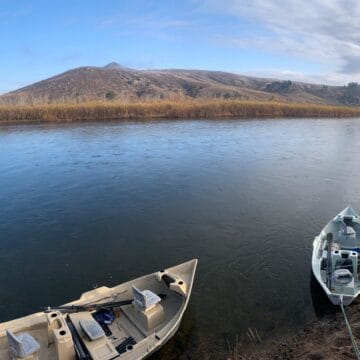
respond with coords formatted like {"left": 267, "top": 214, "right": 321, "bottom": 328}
{"left": 332, "top": 249, "right": 358, "bottom": 281}
{"left": 121, "top": 286, "right": 166, "bottom": 334}
{"left": 79, "top": 319, "right": 105, "bottom": 341}
{"left": 333, "top": 269, "right": 353, "bottom": 285}
{"left": 69, "top": 312, "right": 118, "bottom": 360}
{"left": 132, "top": 285, "right": 161, "bottom": 310}
{"left": 6, "top": 330, "right": 40, "bottom": 359}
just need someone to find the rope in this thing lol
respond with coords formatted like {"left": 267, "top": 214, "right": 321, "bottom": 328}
{"left": 339, "top": 295, "right": 360, "bottom": 359}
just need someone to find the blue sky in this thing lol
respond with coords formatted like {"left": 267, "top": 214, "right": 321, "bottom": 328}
{"left": 1, "top": 0, "right": 360, "bottom": 93}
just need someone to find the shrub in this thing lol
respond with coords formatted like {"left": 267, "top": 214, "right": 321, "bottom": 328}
{"left": 105, "top": 91, "right": 116, "bottom": 100}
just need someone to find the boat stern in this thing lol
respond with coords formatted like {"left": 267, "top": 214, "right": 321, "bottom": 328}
{"left": 328, "top": 294, "right": 355, "bottom": 306}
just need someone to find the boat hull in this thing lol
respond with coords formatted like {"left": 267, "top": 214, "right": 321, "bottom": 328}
{"left": 0, "top": 259, "right": 198, "bottom": 360}
{"left": 311, "top": 207, "right": 360, "bottom": 306}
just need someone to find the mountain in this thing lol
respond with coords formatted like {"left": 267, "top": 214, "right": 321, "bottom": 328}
{"left": 1, "top": 62, "right": 359, "bottom": 106}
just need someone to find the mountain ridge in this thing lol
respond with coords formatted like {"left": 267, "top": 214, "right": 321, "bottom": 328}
{"left": 1, "top": 63, "right": 359, "bottom": 106}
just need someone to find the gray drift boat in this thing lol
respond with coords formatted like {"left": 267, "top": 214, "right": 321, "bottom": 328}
{"left": 0, "top": 259, "right": 197, "bottom": 359}
{"left": 312, "top": 207, "right": 360, "bottom": 305}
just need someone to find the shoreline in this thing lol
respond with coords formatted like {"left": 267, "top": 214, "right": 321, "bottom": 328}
{"left": 2, "top": 100, "right": 360, "bottom": 125}
{"left": 242, "top": 304, "right": 360, "bottom": 360}
{"left": 234, "top": 277, "right": 360, "bottom": 360}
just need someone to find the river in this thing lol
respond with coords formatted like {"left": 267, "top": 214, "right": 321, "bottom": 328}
{"left": 1, "top": 118, "right": 360, "bottom": 358}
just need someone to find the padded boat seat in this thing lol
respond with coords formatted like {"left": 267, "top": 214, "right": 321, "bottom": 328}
{"left": 6, "top": 330, "right": 40, "bottom": 359}
{"left": 132, "top": 286, "right": 161, "bottom": 310}
{"left": 333, "top": 268, "right": 353, "bottom": 285}
{"left": 69, "top": 312, "right": 118, "bottom": 360}
{"left": 123, "top": 286, "right": 165, "bottom": 334}
{"left": 80, "top": 319, "right": 105, "bottom": 341}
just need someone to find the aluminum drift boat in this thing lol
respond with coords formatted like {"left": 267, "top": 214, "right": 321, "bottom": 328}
{"left": 312, "top": 207, "right": 360, "bottom": 305}
{"left": 0, "top": 259, "right": 197, "bottom": 360}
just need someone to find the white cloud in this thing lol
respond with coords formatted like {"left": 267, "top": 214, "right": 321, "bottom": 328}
{"left": 241, "top": 69, "right": 358, "bottom": 86}
{"left": 202, "top": 0, "right": 360, "bottom": 83}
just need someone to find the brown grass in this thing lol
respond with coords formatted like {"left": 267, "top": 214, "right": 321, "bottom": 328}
{"left": 1, "top": 100, "right": 360, "bottom": 125}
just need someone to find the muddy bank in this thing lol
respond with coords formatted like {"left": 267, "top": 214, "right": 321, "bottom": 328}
{"left": 242, "top": 300, "right": 360, "bottom": 360}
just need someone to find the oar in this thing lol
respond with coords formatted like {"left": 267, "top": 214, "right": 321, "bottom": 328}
{"left": 42, "top": 299, "right": 133, "bottom": 313}
{"left": 42, "top": 294, "right": 166, "bottom": 313}
{"left": 326, "top": 232, "right": 333, "bottom": 289}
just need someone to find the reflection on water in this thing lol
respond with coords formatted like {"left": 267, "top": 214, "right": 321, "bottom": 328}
{"left": 1, "top": 118, "right": 360, "bottom": 358}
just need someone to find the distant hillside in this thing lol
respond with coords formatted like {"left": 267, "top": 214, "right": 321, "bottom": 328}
{"left": 1, "top": 62, "right": 360, "bottom": 106}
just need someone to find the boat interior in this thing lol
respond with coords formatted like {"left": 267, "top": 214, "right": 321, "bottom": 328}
{"left": 0, "top": 265, "right": 190, "bottom": 360}
{"left": 318, "top": 209, "right": 360, "bottom": 294}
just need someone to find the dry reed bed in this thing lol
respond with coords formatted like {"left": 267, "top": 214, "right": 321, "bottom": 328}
{"left": 1, "top": 100, "right": 360, "bottom": 124}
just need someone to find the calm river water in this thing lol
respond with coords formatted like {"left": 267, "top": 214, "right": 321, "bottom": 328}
{"left": 1, "top": 118, "right": 360, "bottom": 358}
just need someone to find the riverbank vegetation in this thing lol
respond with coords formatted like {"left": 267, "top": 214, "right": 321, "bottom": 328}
{"left": 1, "top": 100, "right": 360, "bottom": 124}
